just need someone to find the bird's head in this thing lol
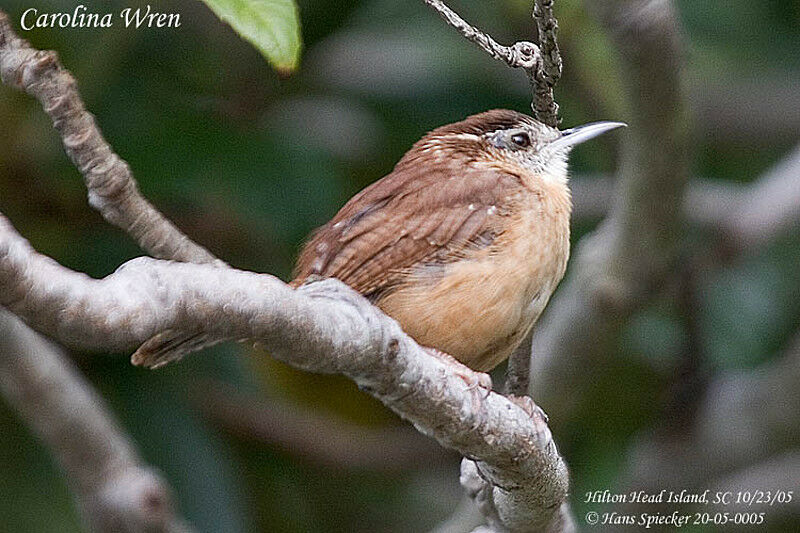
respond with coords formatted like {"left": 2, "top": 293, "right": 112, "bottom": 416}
{"left": 406, "top": 109, "right": 626, "bottom": 186}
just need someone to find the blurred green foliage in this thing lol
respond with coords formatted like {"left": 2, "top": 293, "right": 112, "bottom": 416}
{"left": 0, "top": 0, "right": 798, "bottom": 531}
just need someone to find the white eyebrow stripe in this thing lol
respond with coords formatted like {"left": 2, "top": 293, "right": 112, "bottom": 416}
{"left": 421, "top": 133, "right": 483, "bottom": 150}
{"left": 445, "top": 133, "right": 483, "bottom": 142}
{"left": 484, "top": 126, "right": 528, "bottom": 137}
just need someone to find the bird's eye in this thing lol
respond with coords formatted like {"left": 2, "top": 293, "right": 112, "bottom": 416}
{"left": 511, "top": 132, "right": 531, "bottom": 148}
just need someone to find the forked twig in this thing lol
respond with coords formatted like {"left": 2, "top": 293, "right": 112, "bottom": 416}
{"left": 422, "top": 0, "right": 562, "bottom": 126}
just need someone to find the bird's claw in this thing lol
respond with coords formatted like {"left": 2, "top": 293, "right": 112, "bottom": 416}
{"left": 423, "top": 347, "right": 493, "bottom": 399}
{"left": 508, "top": 394, "right": 549, "bottom": 423}
{"left": 458, "top": 369, "right": 493, "bottom": 396}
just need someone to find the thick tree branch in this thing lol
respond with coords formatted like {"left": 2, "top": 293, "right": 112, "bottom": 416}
{"left": 0, "top": 8, "right": 575, "bottom": 530}
{"left": 530, "top": 0, "right": 690, "bottom": 419}
{"left": 0, "top": 215, "right": 571, "bottom": 532}
{"left": 422, "top": 0, "right": 561, "bottom": 126}
{"left": 0, "top": 17, "right": 199, "bottom": 531}
{"left": 0, "top": 11, "right": 222, "bottom": 267}
{"left": 462, "top": 459, "right": 575, "bottom": 533}
{"left": 0, "top": 309, "right": 193, "bottom": 533}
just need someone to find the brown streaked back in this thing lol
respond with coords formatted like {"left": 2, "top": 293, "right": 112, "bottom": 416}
{"left": 290, "top": 111, "right": 534, "bottom": 299}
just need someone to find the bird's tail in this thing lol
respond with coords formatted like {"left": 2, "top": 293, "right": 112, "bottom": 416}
{"left": 131, "top": 329, "right": 228, "bottom": 369}
{"left": 135, "top": 277, "right": 310, "bottom": 369}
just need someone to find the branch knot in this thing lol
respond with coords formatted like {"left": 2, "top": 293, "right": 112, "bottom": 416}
{"left": 510, "top": 41, "right": 541, "bottom": 70}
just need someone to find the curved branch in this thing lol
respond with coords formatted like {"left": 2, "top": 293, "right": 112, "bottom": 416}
{"left": 0, "top": 309, "right": 194, "bottom": 533}
{"left": 0, "top": 215, "right": 570, "bottom": 532}
{"left": 0, "top": 11, "right": 223, "bottom": 267}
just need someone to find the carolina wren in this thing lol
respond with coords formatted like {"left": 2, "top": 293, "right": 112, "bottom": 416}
{"left": 292, "top": 109, "right": 624, "bottom": 373}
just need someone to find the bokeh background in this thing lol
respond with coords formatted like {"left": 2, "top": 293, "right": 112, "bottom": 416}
{"left": 1, "top": 0, "right": 799, "bottom": 531}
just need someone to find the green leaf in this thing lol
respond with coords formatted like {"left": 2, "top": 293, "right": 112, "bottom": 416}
{"left": 198, "top": 0, "right": 302, "bottom": 73}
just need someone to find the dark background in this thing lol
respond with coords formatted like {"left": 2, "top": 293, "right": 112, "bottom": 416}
{"left": 0, "top": 0, "right": 799, "bottom": 531}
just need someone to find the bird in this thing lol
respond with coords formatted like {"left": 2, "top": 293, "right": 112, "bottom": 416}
{"left": 133, "top": 109, "right": 624, "bottom": 386}
{"left": 290, "top": 109, "right": 625, "bottom": 385}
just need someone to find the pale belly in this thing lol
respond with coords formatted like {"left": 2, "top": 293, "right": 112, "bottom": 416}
{"left": 377, "top": 208, "right": 570, "bottom": 371}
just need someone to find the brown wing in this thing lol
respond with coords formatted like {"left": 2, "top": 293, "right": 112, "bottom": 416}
{"left": 291, "top": 159, "right": 523, "bottom": 298}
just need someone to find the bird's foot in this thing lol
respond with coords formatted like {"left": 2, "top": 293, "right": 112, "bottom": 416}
{"left": 507, "top": 394, "right": 549, "bottom": 423}
{"left": 423, "top": 347, "right": 493, "bottom": 394}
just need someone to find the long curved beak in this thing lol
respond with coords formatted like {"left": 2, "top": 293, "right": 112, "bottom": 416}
{"left": 549, "top": 121, "right": 627, "bottom": 151}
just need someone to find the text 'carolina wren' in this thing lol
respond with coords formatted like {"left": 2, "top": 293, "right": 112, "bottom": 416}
{"left": 292, "top": 109, "right": 625, "bottom": 374}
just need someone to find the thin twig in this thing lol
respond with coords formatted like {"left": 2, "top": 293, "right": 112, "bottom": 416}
{"left": 422, "top": 0, "right": 561, "bottom": 127}
{"left": 423, "top": 0, "right": 564, "bottom": 399}
{"left": 423, "top": 0, "right": 537, "bottom": 68}
{"left": 531, "top": 0, "right": 562, "bottom": 124}
{"left": 533, "top": 0, "right": 562, "bottom": 84}
{"left": 504, "top": 331, "right": 533, "bottom": 397}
